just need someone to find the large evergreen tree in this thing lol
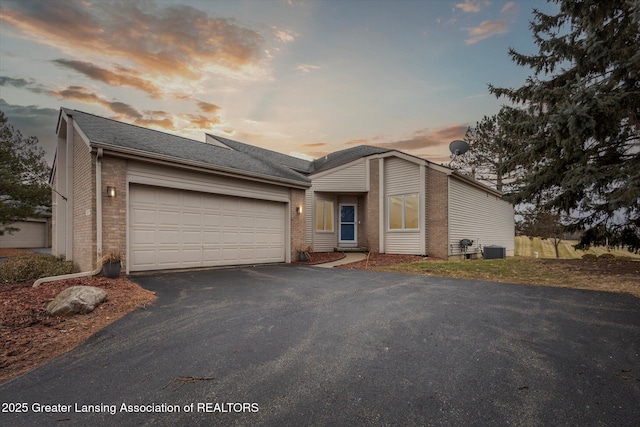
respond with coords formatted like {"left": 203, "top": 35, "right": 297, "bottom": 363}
{"left": 490, "top": 0, "right": 640, "bottom": 251}
{"left": 0, "top": 111, "right": 51, "bottom": 236}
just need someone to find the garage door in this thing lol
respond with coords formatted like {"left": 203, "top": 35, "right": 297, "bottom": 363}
{"left": 0, "top": 221, "right": 47, "bottom": 248}
{"left": 129, "top": 185, "right": 286, "bottom": 271}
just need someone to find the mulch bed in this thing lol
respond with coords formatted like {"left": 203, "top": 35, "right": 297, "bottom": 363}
{"left": 293, "top": 252, "right": 346, "bottom": 265}
{"left": 0, "top": 276, "right": 156, "bottom": 383}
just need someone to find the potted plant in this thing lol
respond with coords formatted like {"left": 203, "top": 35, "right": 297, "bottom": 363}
{"left": 98, "top": 250, "right": 122, "bottom": 278}
{"left": 298, "top": 245, "right": 312, "bottom": 262}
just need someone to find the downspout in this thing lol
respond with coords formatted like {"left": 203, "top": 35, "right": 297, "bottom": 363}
{"left": 34, "top": 148, "right": 105, "bottom": 288}
{"left": 96, "top": 148, "right": 103, "bottom": 261}
{"left": 378, "top": 157, "right": 385, "bottom": 253}
{"left": 419, "top": 164, "right": 426, "bottom": 256}
{"left": 65, "top": 117, "right": 74, "bottom": 260}
{"left": 33, "top": 268, "right": 102, "bottom": 288}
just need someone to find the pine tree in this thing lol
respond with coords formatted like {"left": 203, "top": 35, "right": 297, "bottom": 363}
{"left": 490, "top": 0, "right": 640, "bottom": 251}
{"left": 0, "top": 111, "right": 51, "bottom": 235}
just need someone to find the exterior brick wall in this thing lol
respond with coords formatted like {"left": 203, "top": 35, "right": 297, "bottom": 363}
{"left": 72, "top": 130, "right": 96, "bottom": 271}
{"left": 426, "top": 168, "right": 449, "bottom": 259}
{"left": 101, "top": 156, "right": 128, "bottom": 270}
{"left": 365, "top": 158, "right": 380, "bottom": 252}
{"left": 290, "top": 188, "right": 307, "bottom": 261}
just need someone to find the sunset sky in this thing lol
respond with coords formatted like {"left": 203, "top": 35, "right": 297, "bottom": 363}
{"left": 0, "top": 0, "right": 557, "bottom": 165}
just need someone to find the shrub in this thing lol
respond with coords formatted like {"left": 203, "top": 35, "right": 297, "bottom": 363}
{"left": 598, "top": 253, "right": 615, "bottom": 260}
{"left": 96, "top": 250, "right": 122, "bottom": 267}
{"left": 581, "top": 253, "right": 598, "bottom": 260}
{"left": 0, "top": 254, "right": 78, "bottom": 284}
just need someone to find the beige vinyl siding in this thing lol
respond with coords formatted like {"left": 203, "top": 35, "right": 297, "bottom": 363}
{"left": 307, "top": 159, "right": 365, "bottom": 251}
{"left": 384, "top": 157, "right": 422, "bottom": 254}
{"left": 448, "top": 178, "right": 514, "bottom": 256}
{"left": 127, "top": 162, "right": 290, "bottom": 202}
{"left": 311, "top": 160, "right": 367, "bottom": 192}
{"left": 0, "top": 220, "right": 48, "bottom": 248}
{"left": 305, "top": 189, "right": 314, "bottom": 246}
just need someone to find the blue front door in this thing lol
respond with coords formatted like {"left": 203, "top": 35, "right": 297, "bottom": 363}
{"left": 339, "top": 204, "right": 357, "bottom": 246}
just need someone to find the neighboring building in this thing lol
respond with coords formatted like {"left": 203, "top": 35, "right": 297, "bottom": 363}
{"left": 52, "top": 108, "right": 514, "bottom": 273}
{"left": 0, "top": 216, "right": 51, "bottom": 249}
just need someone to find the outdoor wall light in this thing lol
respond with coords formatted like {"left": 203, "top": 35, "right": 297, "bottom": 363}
{"left": 296, "top": 206, "right": 303, "bottom": 214}
{"left": 107, "top": 186, "right": 116, "bottom": 198}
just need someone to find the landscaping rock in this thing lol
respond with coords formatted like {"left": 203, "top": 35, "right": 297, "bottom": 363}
{"left": 46, "top": 286, "right": 107, "bottom": 316}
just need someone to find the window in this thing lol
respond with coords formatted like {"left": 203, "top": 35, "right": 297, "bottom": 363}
{"left": 388, "top": 194, "right": 419, "bottom": 230}
{"left": 316, "top": 200, "right": 334, "bottom": 231}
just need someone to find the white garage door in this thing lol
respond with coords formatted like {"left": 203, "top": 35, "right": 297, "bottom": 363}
{"left": 0, "top": 221, "right": 47, "bottom": 248}
{"left": 129, "top": 185, "right": 286, "bottom": 271}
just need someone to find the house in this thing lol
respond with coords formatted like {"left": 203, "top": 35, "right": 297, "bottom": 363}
{"left": 51, "top": 108, "right": 514, "bottom": 274}
{"left": 0, "top": 215, "right": 52, "bottom": 249}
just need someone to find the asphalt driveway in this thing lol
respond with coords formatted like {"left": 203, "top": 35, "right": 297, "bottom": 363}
{"left": 1, "top": 265, "right": 639, "bottom": 426}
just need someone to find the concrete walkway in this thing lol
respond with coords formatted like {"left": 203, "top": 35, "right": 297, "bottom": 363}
{"left": 314, "top": 252, "right": 367, "bottom": 268}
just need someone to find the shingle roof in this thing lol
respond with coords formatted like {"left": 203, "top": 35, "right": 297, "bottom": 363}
{"left": 207, "top": 134, "right": 313, "bottom": 173}
{"left": 62, "top": 108, "right": 398, "bottom": 185}
{"left": 310, "top": 145, "right": 391, "bottom": 173}
{"left": 62, "top": 108, "right": 310, "bottom": 186}
{"left": 208, "top": 134, "right": 391, "bottom": 175}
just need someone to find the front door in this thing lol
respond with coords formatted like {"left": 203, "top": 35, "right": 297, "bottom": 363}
{"left": 339, "top": 204, "right": 357, "bottom": 246}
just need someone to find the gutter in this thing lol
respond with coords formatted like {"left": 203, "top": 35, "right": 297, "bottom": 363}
{"left": 91, "top": 142, "right": 312, "bottom": 189}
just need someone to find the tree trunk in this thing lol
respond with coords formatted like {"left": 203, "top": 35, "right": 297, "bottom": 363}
{"left": 554, "top": 238, "right": 561, "bottom": 258}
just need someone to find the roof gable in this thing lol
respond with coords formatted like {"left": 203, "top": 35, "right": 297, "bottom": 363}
{"left": 310, "top": 145, "right": 391, "bottom": 174}
{"left": 206, "top": 134, "right": 392, "bottom": 175}
{"left": 61, "top": 108, "right": 310, "bottom": 186}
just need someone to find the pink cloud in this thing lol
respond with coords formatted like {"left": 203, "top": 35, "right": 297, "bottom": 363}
{"left": 501, "top": 2, "right": 518, "bottom": 14}
{"left": 52, "top": 59, "right": 162, "bottom": 97}
{"left": 462, "top": 1, "right": 519, "bottom": 44}
{"left": 455, "top": 0, "right": 490, "bottom": 13}
{"left": 464, "top": 19, "right": 510, "bottom": 44}
{"left": 1, "top": 1, "right": 266, "bottom": 81}
{"left": 342, "top": 125, "right": 468, "bottom": 153}
{"left": 50, "top": 85, "right": 181, "bottom": 130}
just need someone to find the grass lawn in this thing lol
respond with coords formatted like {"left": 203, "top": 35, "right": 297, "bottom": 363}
{"left": 515, "top": 236, "right": 640, "bottom": 259}
{"left": 375, "top": 257, "right": 640, "bottom": 298}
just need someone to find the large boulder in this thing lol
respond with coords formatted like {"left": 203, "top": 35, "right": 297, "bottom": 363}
{"left": 46, "top": 286, "right": 107, "bottom": 316}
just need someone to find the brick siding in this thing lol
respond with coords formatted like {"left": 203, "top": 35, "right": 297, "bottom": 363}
{"left": 71, "top": 130, "right": 96, "bottom": 271}
{"left": 365, "top": 158, "right": 380, "bottom": 252}
{"left": 101, "top": 156, "right": 128, "bottom": 270}
{"left": 290, "top": 188, "right": 307, "bottom": 260}
{"left": 426, "top": 168, "right": 449, "bottom": 259}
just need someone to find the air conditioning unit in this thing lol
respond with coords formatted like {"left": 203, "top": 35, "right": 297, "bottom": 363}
{"left": 483, "top": 245, "right": 506, "bottom": 259}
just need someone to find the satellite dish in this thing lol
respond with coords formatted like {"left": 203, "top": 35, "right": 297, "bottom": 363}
{"left": 449, "top": 140, "right": 469, "bottom": 156}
